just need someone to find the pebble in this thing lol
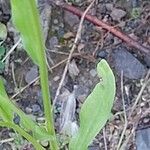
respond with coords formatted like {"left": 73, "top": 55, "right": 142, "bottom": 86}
{"left": 25, "top": 66, "right": 38, "bottom": 84}
{"left": 63, "top": 32, "right": 74, "bottom": 39}
{"left": 136, "top": 128, "right": 150, "bottom": 150}
{"left": 41, "top": 140, "right": 49, "bottom": 147}
{"left": 25, "top": 107, "right": 32, "bottom": 114}
{"left": 36, "top": 117, "right": 45, "bottom": 123}
{"left": 68, "top": 59, "right": 80, "bottom": 79}
{"left": 143, "top": 117, "right": 149, "bottom": 124}
{"left": 112, "top": 47, "right": 147, "bottom": 79}
{"left": 64, "top": 11, "right": 79, "bottom": 27}
{"left": 105, "top": 3, "right": 113, "bottom": 11}
{"left": 90, "top": 69, "right": 97, "bottom": 77}
{"left": 97, "top": 50, "right": 108, "bottom": 58}
{"left": 53, "top": 19, "right": 59, "bottom": 24}
{"left": 31, "top": 104, "right": 41, "bottom": 114}
{"left": 110, "top": 8, "right": 126, "bottom": 21}
{"left": 53, "top": 76, "right": 60, "bottom": 82}
{"left": 48, "top": 36, "right": 58, "bottom": 49}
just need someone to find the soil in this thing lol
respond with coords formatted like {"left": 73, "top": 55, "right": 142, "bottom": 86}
{"left": 0, "top": 0, "right": 150, "bottom": 150}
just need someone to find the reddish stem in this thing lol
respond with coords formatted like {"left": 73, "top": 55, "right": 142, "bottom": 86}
{"left": 55, "top": 2, "right": 150, "bottom": 55}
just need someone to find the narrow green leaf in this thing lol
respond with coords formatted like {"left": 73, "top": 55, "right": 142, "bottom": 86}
{"left": 0, "top": 121, "right": 45, "bottom": 150}
{"left": 0, "top": 79, "right": 52, "bottom": 141}
{"left": 0, "top": 94, "right": 53, "bottom": 141}
{"left": 69, "top": 59, "right": 116, "bottom": 150}
{"left": 0, "top": 78, "right": 7, "bottom": 97}
{"left": 0, "top": 78, "right": 10, "bottom": 120}
{"left": 10, "top": 1, "right": 59, "bottom": 149}
{"left": 10, "top": 0, "right": 45, "bottom": 65}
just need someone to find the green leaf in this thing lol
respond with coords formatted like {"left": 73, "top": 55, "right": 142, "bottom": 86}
{"left": 69, "top": 59, "right": 116, "bottom": 150}
{"left": 10, "top": 0, "right": 45, "bottom": 65}
{"left": 131, "top": 8, "right": 140, "bottom": 18}
{"left": 0, "top": 78, "right": 7, "bottom": 97}
{"left": 0, "top": 22, "right": 7, "bottom": 44}
{"left": 0, "top": 121, "right": 45, "bottom": 150}
{"left": 10, "top": 1, "right": 59, "bottom": 149}
{"left": 0, "top": 78, "right": 52, "bottom": 141}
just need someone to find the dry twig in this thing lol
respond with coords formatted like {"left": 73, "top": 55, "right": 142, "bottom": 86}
{"left": 53, "top": 2, "right": 150, "bottom": 55}
{"left": 52, "top": 0, "right": 96, "bottom": 107}
{"left": 117, "top": 71, "right": 128, "bottom": 150}
{"left": 129, "top": 69, "right": 150, "bottom": 118}
{"left": 103, "top": 127, "right": 108, "bottom": 150}
{"left": 2, "top": 38, "right": 21, "bottom": 62}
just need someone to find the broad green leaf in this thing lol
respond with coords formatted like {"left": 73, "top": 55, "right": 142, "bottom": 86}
{"left": 10, "top": 0, "right": 45, "bottom": 65}
{"left": 69, "top": 59, "right": 116, "bottom": 150}
{"left": 0, "top": 79, "right": 52, "bottom": 141}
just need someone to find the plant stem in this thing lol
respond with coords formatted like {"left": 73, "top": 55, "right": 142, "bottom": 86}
{"left": 38, "top": 44, "right": 59, "bottom": 150}
{"left": 0, "top": 121, "right": 44, "bottom": 150}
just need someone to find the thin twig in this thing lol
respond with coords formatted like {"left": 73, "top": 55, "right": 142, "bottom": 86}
{"left": 52, "top": 0, "right": 96, "bottom": 107}
{"left": 120, "top": 109, "right": 149, "bottom": 149}
{"left": 0, "top": 138, "right": 14, "bottom": 144}
{"left": 11, "top": 59, "right": 68, "bottom": 99}
{"left": 129, "top": 69, "right": 150, "bottom": 118}
{"left": 103, "top": 127, "right": 108, "bottom": 150}
{"left": 11, "top": 51, "right": 95, "bottom": 99}
{"left": 119, "top": 70, "right": 150, "bottom": 150}
{"left": 117, "top": 71, "right": 128, "bottom": 150}
{"left": 11, "top": 62, "right": 18, "bottom": 88}
{"left": 2, "top": 38, "right": 21, "bottom": 62}
{"left": 54, "top": 2, "right": 150, "bottom": 55}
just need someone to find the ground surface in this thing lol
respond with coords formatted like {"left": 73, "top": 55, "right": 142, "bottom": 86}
{"left": 0, "top": 0, "right": 150, "bottom": 150}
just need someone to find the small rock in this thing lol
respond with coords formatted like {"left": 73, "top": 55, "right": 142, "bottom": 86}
{"left": 68, "top": 59, "right": 80, "bottom": 79}
{"left": 53, "top": 76, "right": 60, "bottom": 82}
{"left": 41, "top": 140, "right": 49, "bottom": 147}
{"left": 97, "top": 50, "right": 108, "bottom": 58}
{"left": 105, "top": 3, "right": 113, "bottom": 11}
{"left": 78, "top": 43, "right": 85, "bottom": 51}
{"left": 63, "top": 32, "right": 74, "bottom": 39}
{"left": 110, "top": 8, "right": 126, "bottom": 21}
{"left": 25, "top": 107, "right": 32, "bottom": 114}
{"left": 25, "top": 66, "right": 38, "bottom": 84}
{"left": 112, "top": 48, "right": 146, "bottom": 79}
{"left": 64, "top": 11, "right": 79, "bottom": 27}
{"left": 53, "top": 19, "right": 59, "bottom": 24}
{"left": 136, "top": 128, "right": 150, "bottom": 150}
{"left": 143, "top": 117, "right": 150, "bottom": 124}
{"left": 48, "top": 36, "right": 58, "bottom": 49}
{"left": 90, "top": 69, "right": 97, "bottom": 77}
{"left": 36, "top": 117, "right": 45, "bottom": 123}
{"left": 31, "top": 104, "right": 41, "bottom": 114}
